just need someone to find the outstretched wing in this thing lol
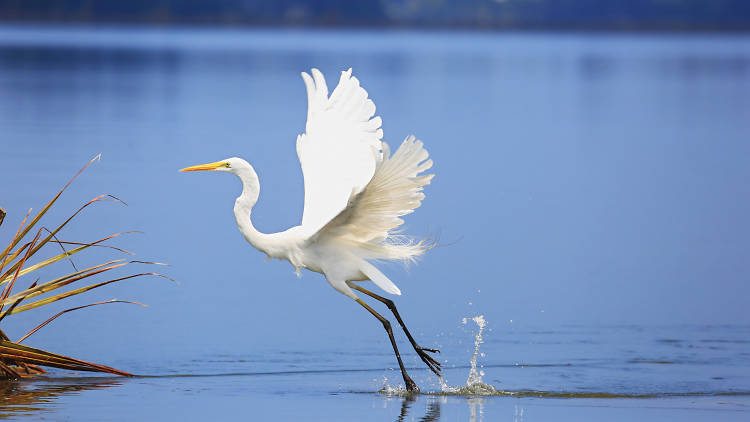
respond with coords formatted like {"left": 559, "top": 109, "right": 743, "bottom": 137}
{"left": 311, "top": 136, "right": 433, "bottom": 296}
{"left": 316, "top": 136, "right": 434, "bottom": 258}
{"left": 297, "top": 68, "right": 383, "bottom": 236}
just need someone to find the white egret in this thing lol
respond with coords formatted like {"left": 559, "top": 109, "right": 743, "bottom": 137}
{"left": 181, "top": 68, "right": 437, "bottom": 392}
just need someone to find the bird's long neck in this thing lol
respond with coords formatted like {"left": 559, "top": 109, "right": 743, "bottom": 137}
{"left": 232, "top": 165, "right": 275, "bottom": 254}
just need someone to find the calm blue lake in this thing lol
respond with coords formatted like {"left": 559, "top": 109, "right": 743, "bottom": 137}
{"left": 0, "top": 24, "right": 749, "bottom": 420}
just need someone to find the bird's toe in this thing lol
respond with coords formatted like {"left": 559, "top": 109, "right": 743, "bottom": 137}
{"left": 404, "top": 376, "right": 420, "bottom": 393}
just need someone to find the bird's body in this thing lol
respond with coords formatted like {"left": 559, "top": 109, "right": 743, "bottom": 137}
{"left": 182, "top": 68, "right": 437, "bottom": 391}
{"left": 233, "top": 192, "right": 367, "bottom": 284}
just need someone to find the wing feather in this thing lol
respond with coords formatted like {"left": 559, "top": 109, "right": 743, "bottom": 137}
{"left": 314, "top": 136, "right": 434, "bottom": 261}
{"left": 297, "top": 68, "right": 383, "bottom": 236}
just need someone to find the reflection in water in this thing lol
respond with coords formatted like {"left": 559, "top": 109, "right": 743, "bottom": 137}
{"left": 392, "top": 395, "right": 515, "bottom": 422}
{"left": 421, "top": 399, "right": 441, "bottom": 422}
{"left": 468, "top": 397, "right": 484, "bottom": 422}
{"left": 395, "top": 395, "right": 441, "bottom": 422}
{"left": 513, "top": 404, "right": 526, "bottom": 422}
{"left": 0, "top": 378, "right": 122, "bottom": 418}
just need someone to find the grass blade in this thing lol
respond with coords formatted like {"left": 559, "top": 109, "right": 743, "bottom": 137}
{"left": 0, "top": 229, "right": 42, "bottom": 313}
{"left": 0, "top": 259, "right": 168, "bottom": 308}
{"left": 0, "top": 196, "right": 128, "bottom": 284}
{"left": 0, "top": 260, "right": 126, "bottom": 307}
{"left": 0, "top": 279, "right": 38, "bottom": 323}
{"left": 0, "top": 154, "right": 100, "bottom": 264}
{"left": 0, "top": 360, "right": 22, "bottom": 378}
{"left": 6, "top": 273, "right": 167, "bottom": 315}
{"left": 0, "top": 339, "right": 131, "bottom": 376}
{"left": 18, "top": 300, "right": 145, "bottom": 343}
{"left": 47, "top": 240, "right": 134, "bottom": 256}
{"left": 0, "top": 209, "right": 31, "bottom": 276}
{"left": 0, "top": 155, "right": 163, "bottom": 379}
{"left": 41, "top": 227, "right": 79, "bottom": 272}
{"left": 0, "top": 231, "right": 134, "bottom": 285}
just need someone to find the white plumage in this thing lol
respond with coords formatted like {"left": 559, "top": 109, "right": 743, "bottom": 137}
{"left": 181, "top": 68, "right": 438, "bottom": 392}
{"left": 185, "top": 68, "right": 432, "bottom": 299}
{"left": 297, "top": 68, "right": 384, "bottom": 237}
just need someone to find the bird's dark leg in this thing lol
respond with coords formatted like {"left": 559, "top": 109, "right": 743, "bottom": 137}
{"left": 355, "top": 298, "right": 419, "bottom": 393}
{"left": 352, "top": 284, "right": 441, "bottom": 377}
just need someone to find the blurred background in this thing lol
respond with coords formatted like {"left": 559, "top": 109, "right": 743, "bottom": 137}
{"left": 2, "top": 0, "right": 750, "bottom": 30}
{"left": 0, "top": 0, "right": 749, "bottom": 369}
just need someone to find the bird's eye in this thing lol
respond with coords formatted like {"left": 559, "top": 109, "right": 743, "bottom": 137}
{"left": 223, "top": 162, "right": 231, "bottom": 168}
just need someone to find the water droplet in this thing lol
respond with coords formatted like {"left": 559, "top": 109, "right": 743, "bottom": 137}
{"left": 432, "top": 315, "right": 498, "bottom": 396}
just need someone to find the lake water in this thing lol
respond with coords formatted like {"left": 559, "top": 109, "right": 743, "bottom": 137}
{"left": 1, "top": 323, "right": 750, "bottom": 420}
{"left": 0, "top": 24, "right": 749, "bottom": 420}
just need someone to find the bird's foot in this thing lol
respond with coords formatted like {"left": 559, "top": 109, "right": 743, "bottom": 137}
{"left": 416, "top": 346, "right": 442, "bottom": 377}
{"left": 404, "top": 374, "right": 420, "bottom": 393}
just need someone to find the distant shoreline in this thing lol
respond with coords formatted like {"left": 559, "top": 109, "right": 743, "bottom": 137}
{"left": 1, "top": 18, "right": 749, "bottom": 35}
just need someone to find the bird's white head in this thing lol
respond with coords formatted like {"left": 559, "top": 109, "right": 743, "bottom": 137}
{"left": 180, "top": 156, "right": 260, "bottom": 207}
{"left": 179, "top": 157, "right": 250, "bottom": 174}
{"left": 180, "top": 156, "right": 265, "bottom": 246}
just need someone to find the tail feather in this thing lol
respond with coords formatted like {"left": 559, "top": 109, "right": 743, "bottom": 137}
{"left": 359, "top": 259, "right": 401, "bottom": 295}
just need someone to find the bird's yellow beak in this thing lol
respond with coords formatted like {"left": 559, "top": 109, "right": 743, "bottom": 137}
{"left": 179, "top": 161, "right": 230, "bottom": 172}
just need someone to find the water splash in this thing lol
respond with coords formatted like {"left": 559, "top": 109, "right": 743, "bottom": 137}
{"left": 439, "top": 315, "right": 497, "bottom": 395}
{"left": 378, "top": 375, "right": 410, "bottom": 395}
{"left": 374, "top": 316, "right": 750, "bottom": 399}
{"left": 379, "top": 383, "right": 405, "bottom": 395}
{"left": 465, "top": 315, "right": 488, "bottom": 388}
{"left": 379, "top": 314, "right": 498, "bottom": 396}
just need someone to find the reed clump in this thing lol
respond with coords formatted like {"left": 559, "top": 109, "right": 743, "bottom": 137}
{"left": 0, "top": 155, "right": 168, "bottom": 379}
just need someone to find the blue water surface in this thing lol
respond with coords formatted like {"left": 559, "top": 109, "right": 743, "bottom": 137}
{"left": 0, "top": 24, "right": 749, "bottom": 420}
